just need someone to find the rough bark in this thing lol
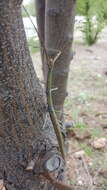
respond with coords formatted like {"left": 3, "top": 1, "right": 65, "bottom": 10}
{"left": 0, "top": 1, "right": 64, "bottom": 189}
{"left": 36, "top": 0, "right": 76, "bottom": 121}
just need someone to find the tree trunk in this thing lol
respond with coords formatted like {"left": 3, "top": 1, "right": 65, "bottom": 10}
{"left": 36, "top": 0, "right": 76, "bottom": 121}
{"left": 0, "top": 1, "right": 64, "bottom": 189}
{"left": 45, "top": 0, "right": 76, "bottom": 121}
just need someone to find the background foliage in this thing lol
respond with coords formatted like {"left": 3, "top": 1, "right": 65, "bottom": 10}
{"left": 76, "top": 0, "right": 106, "bottom": 45}
{"left": 76, "top": 0, "right": 107, "bottom": 19}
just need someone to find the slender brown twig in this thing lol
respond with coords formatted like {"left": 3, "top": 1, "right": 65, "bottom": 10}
{"left": 22, "top": 5, "right": 49, "bottom": 63}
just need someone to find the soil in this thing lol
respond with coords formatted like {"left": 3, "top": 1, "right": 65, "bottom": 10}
{"left": 65, "top": 42, "right": 107, "bottom": 190}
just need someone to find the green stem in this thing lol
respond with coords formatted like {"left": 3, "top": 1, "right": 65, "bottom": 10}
{"left": 47, "top": 66, "right": 65, "bottom": 160}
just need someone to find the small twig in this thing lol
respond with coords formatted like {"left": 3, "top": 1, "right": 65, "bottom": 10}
{"left": 22, "top": 6, "right": 49, "bottom": 63}
{"left": 23, "top": 6, "right": 39, "bottom": 38}
{"left": 43, "top": 172, "right": 73, "bottom": 190}
{"left": 81, "top": 156, "right": 93, "bottom": 190}
{"left": 56, "top": 111, "right": 69, "bottom": 116}
{"left": 95, "top": 112, "right": 107, "bottom": 117}
{"left": 43, "top": 113, "right": 48, "bottom": 129}
{"left": 93, "top": 167, "right": 102, "bottom": 181}
{"left": 53, "top": 51, "right": 61, "bottom": 64}
{"left": 50, "top": 88, "right": 58, "bottom": 92}
{"left": 90, "top": 167, "right": 102, "bottom": 190}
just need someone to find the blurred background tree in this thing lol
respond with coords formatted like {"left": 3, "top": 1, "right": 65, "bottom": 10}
{"left": 76, "top": 0, "right": 107, "bottom": 45}
{"left": 76, "top": 0, "right": 107, "bottom": 19}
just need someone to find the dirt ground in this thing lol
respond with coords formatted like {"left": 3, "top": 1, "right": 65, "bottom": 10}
{"left": 32, "top": 38, "right": 107, "bottom": 189}
{"left": 65, "top": 42, "right": 107, "bottom": 190}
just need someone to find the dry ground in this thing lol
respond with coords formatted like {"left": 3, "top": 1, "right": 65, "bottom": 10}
{"left": 65, "top": 42, "right": 107, "bottom": 190}
{"left": 32, "top": 39, "right": 107, "bottom": 189}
